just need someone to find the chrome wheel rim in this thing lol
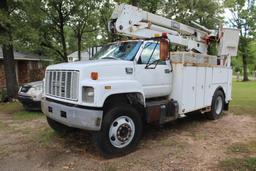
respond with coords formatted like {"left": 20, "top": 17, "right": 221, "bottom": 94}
{"left": 215, "top": 96, "right": 223, "bottom": 115}
{"left": 109, "top": 116, "right": 135, "bottom": 148}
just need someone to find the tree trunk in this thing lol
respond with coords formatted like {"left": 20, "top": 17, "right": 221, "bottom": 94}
{"left": 2, "top": 44, "right": 18, "bottom": 99}
{"left": 0, "top": 0, "right": 19, "bottom": 99}
{"left": 58, "top": 2, "right": 68, "bottom": 62}
{"left": 242, "top": 53, "right": 249, "bottom": 81}
{"left": 77, "top": 34, "right": 82, "bottom": 61}
{"left": 60, "top": 23, "right": 68, "bottom": 62}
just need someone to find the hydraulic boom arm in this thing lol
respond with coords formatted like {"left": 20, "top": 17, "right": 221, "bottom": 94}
{"left": 109, "top": 3, "right": 216, "bottom": 54}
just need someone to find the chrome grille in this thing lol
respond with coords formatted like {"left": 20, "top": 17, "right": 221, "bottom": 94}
{"left": 45, "top": 70, "right": 79, "bottom": 101}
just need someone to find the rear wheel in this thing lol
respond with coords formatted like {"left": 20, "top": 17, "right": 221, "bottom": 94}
{"left": 94, "top": 104, "right": 142, "bottom": 157}
{"left": 207, "top": 90, "right": 224, "bottom": 120}
{"left": 46, "top": 117, "right": 74, "bottom": 134}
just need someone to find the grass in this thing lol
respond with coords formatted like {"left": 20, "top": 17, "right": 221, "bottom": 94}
{"left": 227, "top": 142, "right": 250, "bottom": 154}
{"left": 227, "top": 141, "right": 256, "bottom": 154}
{"left": 103, "top": 165, "right": 118, "bottom": 171}
{"left": 0, "top": 101, "right": 43, "bottom": 120}
{"left": 37, "top": 127, "right": 57, "bottom": 145}
{"left": 12, "top": 110, "right": 43, "bottom": 120}
{"left": 230, "top": 81, "right": 256, "bottom": 116}
{"left": 0, "top": 121, "right": 6, "bottom": 131}
{"left": 0, "top": 101, "right": 23, "bottom": 114}
{"left": 220, "top": 81, "right": 256, "bottom": 170}
{"left": 219, "top": 157, "right": 256, "bottom": 171}
{"left": 220, "top": 141, "right": 256, "bottom": 170}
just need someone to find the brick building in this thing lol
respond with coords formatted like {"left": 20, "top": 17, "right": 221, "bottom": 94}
{"left": 0, "top": 48, "right": 51, "bottom": 88}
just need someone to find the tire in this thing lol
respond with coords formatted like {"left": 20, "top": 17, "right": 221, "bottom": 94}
{"left": 207, "top": 90, "right": 225, "bottom": 120}
{"left": 93, "top": 104, "right": 142, "bottom": 157}
{"left": 46, "top": 117, "right": 74, "bottom": 134}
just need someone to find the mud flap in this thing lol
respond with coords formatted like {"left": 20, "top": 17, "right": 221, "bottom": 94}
{"left": 224, "top": 102, "right": 229, "bottom": 111}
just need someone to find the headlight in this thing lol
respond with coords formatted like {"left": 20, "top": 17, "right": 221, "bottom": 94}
{"left": 82, "top": 86, "right": 94, "bottom": 103}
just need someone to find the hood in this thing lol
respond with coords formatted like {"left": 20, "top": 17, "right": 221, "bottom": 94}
{"left": 46, "top": 59, "right": 135, "bottom": 81}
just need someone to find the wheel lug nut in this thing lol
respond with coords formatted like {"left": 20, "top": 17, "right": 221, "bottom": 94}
{"left": 111, "top": 136, "right": 115, "bottom": 141}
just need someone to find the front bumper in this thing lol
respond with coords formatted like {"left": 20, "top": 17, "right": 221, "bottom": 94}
{"left": 18, "top": 94, "right": 41, "bottom": 110}
{"left": 41, "top": 98, "right": 103, "bottom": 131}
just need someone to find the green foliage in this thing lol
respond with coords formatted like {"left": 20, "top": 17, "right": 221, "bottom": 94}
{"left": 163, "top": 0, "right": 223, "bottom": 29}
{"left": 39, "top": 0, "right": 76, "bottom": 62}
{"left": 99, "top": 1, "right": 116, "bottom": 42}
{"left": 139, "top": 0, "right": 162, "bottom": 13}
{"left": 69, "top": 0, "right": 100, "bottom": 60}
{"left": 248, "top": 40, "right": 256, "bottom": 71}
{"left": 225, "top": 0, "right": 256, "bottom": 80}
{"left": 1, "top": 0, "right": 254, "bottom": 67}
{"left": 231, "top": 56, "right": 243, "bottom": 72}
{"left": 0, "top": 88, "right": 7, "bottom": 102}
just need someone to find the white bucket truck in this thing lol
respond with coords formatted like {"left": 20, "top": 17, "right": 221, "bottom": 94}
{"left": 41, "top": 4, "right": 240, "bottom": 156}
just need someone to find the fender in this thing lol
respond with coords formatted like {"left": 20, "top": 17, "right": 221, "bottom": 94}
{"left": 81, "top": 79, "right": 145, "bottom": 107}
{"left": 211, "top": 85, "right": 227, "bottom": 102}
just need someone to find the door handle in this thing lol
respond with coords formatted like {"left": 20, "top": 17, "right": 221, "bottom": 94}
{"left": 164, "top": 69, "right": 171, "bottom": 73}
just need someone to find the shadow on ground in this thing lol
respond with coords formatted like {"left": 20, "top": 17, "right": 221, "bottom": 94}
{"left": 57, "top": 111, "right": 210, "bottom": 158}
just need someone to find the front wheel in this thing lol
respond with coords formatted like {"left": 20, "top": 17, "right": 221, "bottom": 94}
{"left": 207, "top": 90, "right": 225, "bottom": 120}
{"left": 94, "top": 104, "right": 142, "bottom": 157}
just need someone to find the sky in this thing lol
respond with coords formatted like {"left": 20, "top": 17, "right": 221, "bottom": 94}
{"left": 223, "top": 8, "right": 233, "bottom": 27}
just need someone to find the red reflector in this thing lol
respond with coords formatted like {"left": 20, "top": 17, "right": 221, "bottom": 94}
{"left": 162, "top": 32, "right": 168, "bottom": 38}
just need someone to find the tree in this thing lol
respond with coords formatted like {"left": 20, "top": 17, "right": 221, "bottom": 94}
{"left": 130, "top": 0, "right": 139, "bottom": 6}
{"left": 248, "top": 40, "right": 256, "bottom": 72}
{"left": 69, "top": 0, "right": 99, "bottom": 61}
{"left": 99, "top": 0, "right": 116, "bottom": 42}
{"left": 40, "top": 0, "right": 76, "bottom": 62}
{"left": 163, "top": 0, "right": 223, "bottom": 29}
{"left": 225, "top": 0, "right": 256, "bottom": 81}
{"left": 0, "top": 0, "right": 19, "bottom": 99}
{"left": 139, "top": 0, "right": 162, "bottom": 13}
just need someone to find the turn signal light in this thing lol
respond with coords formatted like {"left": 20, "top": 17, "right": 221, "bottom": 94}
{"left": 154, "top": 33, "right": 161, "bottom": 37}
{"left": 91, "top": 72, "right": 98, "bottom": 80}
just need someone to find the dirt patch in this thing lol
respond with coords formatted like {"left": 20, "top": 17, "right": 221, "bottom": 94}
{"left": 0, "top": 112, "right": 255, "bottom": 171}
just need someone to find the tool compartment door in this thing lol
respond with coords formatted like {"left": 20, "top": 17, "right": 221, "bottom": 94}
{"left": 204, "top": 67, "right": 213, "bottom": 106}
{"left": 181, "top": 66, "right": 196, "bottom": 113}
{"left": 195, "top": 67, "right": 206, "bottom": 109}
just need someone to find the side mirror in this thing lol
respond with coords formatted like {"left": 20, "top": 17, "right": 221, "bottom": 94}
{"left": 160, "top": 39, "right": 169, "bottom": 61}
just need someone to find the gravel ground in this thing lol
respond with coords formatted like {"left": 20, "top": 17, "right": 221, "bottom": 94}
{"left": 0, "top": 111, "right": 256, "bottom": 171}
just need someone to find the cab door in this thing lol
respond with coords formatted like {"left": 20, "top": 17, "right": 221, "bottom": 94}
{"left": 134, "top": 42, "right": 172, "bottom": 98}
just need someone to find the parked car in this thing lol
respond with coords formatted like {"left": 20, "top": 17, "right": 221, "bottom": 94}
{"left": 18, "top": 81, "right": 43, "bottom": 111}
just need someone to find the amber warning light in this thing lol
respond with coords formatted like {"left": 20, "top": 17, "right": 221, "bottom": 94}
{"left": 91, "top": 72, "right": 98, "bottom": 80}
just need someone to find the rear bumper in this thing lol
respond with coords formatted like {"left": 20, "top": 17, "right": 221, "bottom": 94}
{"left": 18, "top": 95, "right": 41, "bottom": 110}
{"left": 41, "top": 98, "right": 103, "bottom": 131}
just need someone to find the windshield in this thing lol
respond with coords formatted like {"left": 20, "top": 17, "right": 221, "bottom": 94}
{"left": 92, "top": 41, "right": 142, "bottom": 61}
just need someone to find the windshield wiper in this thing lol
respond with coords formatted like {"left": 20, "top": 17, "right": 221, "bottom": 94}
{"left": 100, "top": 56, "right": 120, "bottom": 60}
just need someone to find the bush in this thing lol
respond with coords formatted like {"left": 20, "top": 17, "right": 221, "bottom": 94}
{"left": 0, "top": 88, "right": 8, "bottom": 102}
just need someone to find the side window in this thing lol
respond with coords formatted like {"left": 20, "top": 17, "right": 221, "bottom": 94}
{"left": 139, "top": 42, "right": 166, "bottom": 65}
